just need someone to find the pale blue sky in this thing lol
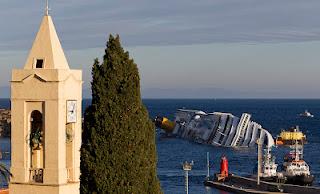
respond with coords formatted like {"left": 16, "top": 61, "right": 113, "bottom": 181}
{"left": 1, "top": 0, "right": 320, "bottom": 98}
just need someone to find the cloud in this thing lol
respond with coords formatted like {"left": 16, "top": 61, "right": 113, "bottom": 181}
{"left": 1, "top": 0, "right": 320, "bottom": 51}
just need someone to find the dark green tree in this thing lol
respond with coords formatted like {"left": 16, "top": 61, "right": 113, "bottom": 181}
{"left": 80, "top": 35, "right": 162, "bottom": 194}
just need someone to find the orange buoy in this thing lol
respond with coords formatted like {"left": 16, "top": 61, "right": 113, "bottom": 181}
{"left": 220, "top": 156, "right": 229, "bottom": 177}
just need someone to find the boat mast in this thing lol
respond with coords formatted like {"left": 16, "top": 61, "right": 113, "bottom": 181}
{"left": 301, "top": 140, "right": 304, "bottom": 159}
{"left": 206, "top": 152, "right": 210, "bottom": 180}
{"left": 295, "top": 139, "right": 299, "bottom": 161}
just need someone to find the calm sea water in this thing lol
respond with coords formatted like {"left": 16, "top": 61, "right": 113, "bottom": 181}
{"left": 1, "top": 98, "right": 320, "bottom": 194}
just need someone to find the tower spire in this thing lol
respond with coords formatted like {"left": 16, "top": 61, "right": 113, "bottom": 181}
{"left": 23, "top": 0, "right": 69, "bottom": 69}
{"left": 45, "top": 0, "right": 50, "bottom": 16}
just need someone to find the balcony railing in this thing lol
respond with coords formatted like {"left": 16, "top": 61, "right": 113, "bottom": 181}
{"left": 29, "top": 168, "right": 43, "bottom": 183}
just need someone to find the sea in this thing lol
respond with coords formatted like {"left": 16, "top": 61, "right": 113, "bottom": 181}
{"left": 1, "top": 98, "right": 320, "bottom": 194}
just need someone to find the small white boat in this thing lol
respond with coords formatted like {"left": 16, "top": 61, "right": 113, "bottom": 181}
{"left": 299, "top": 110, "right": 314, "bottom": 118}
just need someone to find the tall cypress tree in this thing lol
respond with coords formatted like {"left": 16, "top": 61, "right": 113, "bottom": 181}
{"left": 80, "top": 35, "right": 162, "bottom": 194}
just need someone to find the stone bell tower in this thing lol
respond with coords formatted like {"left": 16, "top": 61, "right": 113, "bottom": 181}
{"left": 9, "top": 3, "right": 82, "bottom": 194}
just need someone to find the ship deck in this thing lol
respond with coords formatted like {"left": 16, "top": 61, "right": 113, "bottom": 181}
{"left": 204, "top": 180, "right": 287, "bottom": 194}
{"left": 204, "top": 174, "right": 320, "bottom": 194}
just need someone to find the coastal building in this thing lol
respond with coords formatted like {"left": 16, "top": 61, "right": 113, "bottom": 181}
{"left": 9, "top": 3, "right": 82, "bottom": 194}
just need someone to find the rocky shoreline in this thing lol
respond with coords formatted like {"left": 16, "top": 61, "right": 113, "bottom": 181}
{"left": 0, "top": 109, "right": 11, "bottom": 137}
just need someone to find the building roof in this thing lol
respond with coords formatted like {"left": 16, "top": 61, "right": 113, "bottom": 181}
{"left": 23, "top": 14, "right": 69, "bottom": 69}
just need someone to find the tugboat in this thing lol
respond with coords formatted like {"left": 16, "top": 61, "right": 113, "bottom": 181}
{"left": 280, "top": 142, "right": 314, "bottom": 186}
{"left": 251, "top": 144, "right": 285, "bottom": 183}
{"left": 259, "top": 148, "right": 280, "bottom": 182}
{"left": 260, "top": 127, "right": 314, "bottom": 186}
{"left": 277, "top": 127, "right": 314, "bottom": 186}
{"left": 253, "top": 146, "right": 314, "bottom": 186}
{"left": 299, "top": 110, "right": 314, "bottom": 118}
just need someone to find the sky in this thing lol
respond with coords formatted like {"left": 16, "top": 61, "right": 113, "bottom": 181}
{"left": 1, "top": 0, "right": 320, "bottom": 98}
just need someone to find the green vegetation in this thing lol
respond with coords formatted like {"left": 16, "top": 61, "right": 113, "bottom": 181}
{"left": 0, "top": 162, "right": 11, "bottom": 183}
{"left": 30, "top": 126, "right": 43, "bottom": 149}
{"left": 80, "top": 35, "right": 162, "bottom": 194}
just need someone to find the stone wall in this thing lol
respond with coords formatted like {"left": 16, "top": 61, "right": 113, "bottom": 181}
{"left": 0, "top": 109, "right": 11, "bottom": 137}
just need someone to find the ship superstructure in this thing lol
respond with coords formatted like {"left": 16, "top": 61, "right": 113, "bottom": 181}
{"left": 156, "top": 109, "right": 274, "bottom": 148}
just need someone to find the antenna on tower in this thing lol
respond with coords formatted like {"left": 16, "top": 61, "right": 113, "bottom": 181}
{"left": 45, "top": 0, "right": 50, "bottom": 16}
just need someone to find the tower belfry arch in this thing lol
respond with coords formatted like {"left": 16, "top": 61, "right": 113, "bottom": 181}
{"left": 9, "top": 3, "right": 82, "bottom": 194}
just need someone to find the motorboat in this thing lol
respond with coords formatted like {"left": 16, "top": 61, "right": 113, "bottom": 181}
{"left": 299, "top": 110, "right": 314, "bottom": 118}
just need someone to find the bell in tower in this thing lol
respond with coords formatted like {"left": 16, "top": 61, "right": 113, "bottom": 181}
{"left": 9, "top": 2, "right": 82, "bottom": 194}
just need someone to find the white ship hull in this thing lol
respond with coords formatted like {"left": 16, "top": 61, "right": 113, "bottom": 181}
{"left": 171, "top": 109, "right": 274, "bottom": 148}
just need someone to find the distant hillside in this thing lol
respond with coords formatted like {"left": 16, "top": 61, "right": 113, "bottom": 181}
{"left": 0, "top": 109, "right": 10, "bottom": 137}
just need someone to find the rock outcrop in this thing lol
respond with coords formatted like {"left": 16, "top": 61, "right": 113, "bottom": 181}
{"left": 0, "top": 109, "right": 11, "bottom": 137}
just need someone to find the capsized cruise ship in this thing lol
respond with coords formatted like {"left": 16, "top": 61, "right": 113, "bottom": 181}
{"left": 155, "top": 109, "right": 274, "bottom": 148}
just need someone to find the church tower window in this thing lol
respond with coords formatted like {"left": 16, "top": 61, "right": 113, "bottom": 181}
{"left": 35, "top": 59, "right": 44, "bottom": 68}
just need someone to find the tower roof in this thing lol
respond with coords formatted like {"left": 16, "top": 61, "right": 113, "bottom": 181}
{"left": 24, "top": 14, "right": 69, "bottom": 69}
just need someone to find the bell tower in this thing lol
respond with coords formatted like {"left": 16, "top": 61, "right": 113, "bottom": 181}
{"left": 9, "top": 2, "right": 82, "bottom": 194}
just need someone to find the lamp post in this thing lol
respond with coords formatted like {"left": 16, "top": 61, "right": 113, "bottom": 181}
{"left": 257, "top": 139, "right": 262, "bottom": 185}
{"left": 183, "top": 161, "right": 194, "bottom": 194}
